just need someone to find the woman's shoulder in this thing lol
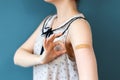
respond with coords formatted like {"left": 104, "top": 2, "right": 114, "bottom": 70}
{"left": 68, "top": 14, "right": 93, "bottom": 44}
{"left": 70, "top": 14, "right": 91, "bottom": 32}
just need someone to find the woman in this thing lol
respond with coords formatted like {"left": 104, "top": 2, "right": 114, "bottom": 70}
{"left": 14, "top": 0, "right": 98, "bottom": 80}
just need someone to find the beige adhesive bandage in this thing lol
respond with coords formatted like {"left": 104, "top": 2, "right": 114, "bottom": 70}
{"left": 75, "top": 44, "right": 91, "bottom": 50}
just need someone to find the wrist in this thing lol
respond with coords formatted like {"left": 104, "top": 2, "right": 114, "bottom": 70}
{"left": 39, "top": 51, "right": 48, "bottom": 64}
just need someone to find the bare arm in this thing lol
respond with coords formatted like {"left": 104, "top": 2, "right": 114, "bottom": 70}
{"left": 69, "top": 19, "right": 98, "bottom": 80}
{"left": 13, "top": 18, "right": 66, "bottom": 67}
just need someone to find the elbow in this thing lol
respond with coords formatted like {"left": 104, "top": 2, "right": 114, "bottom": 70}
{"left": 13, "top": 57, "right": 17, "bottom": 65}
{"left": 13, "top": 50, "right": 29, "bottom": 68}
{"left": 13, "top": 55, "right": 28, "bottom": 68}
{"left": 13, "top": 50, "right": 19, "bottom": 65}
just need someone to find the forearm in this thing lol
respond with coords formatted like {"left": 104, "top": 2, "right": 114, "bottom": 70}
{"left": 13, "top": 48, "right": 45, "bottom": 67}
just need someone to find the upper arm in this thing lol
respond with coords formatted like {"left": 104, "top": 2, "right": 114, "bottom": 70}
{"left": 69, "top": 19, "right": 98, "bottom": 79}
{"left": 69, "top": 19, "right": 93, "bottom": 48}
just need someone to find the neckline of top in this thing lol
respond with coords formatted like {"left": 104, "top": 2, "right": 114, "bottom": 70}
{"left": 47, "top": 13, "right": 85, "bottom": 31}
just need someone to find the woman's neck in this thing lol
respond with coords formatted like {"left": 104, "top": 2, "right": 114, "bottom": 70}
{"left": 54, "top": 1, "right": 80, "bottom": 21}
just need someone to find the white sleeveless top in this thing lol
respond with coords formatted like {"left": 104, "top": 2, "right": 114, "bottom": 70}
{"left": 33, "top": 13, "right": 85, "bottom": 80}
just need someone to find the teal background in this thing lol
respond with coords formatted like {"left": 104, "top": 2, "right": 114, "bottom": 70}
{"left": 0, "top": 0, "right": 120, "bottom": 80}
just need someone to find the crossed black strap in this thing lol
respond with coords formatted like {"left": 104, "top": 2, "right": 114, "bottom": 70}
{"left": 40, "top": 15, "right": 86, "bottom": 55}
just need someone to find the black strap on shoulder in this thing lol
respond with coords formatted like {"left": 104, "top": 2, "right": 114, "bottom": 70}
{"left": 52, "top": 17, "right": 86, "bottom": 32}
{"left": 62, "top": 17, "right": 86, "bottom": 35}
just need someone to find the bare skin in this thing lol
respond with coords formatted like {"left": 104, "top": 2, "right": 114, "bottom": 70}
{"left": 14, "top": 0, "right": 98, "bottom": 80}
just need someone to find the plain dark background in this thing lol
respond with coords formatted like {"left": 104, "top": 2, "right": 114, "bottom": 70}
{"left": 0, "top": 0, "right": 120, "bottom": 80}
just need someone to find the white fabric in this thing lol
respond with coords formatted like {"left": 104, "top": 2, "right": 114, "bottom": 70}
{"left": 33, "top": 13, "right": 84, "bottom": 80}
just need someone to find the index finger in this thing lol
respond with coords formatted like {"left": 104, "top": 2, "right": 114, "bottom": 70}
{"left": 54, "top": 33, "right": 62, "bottom": 38}
{"left": 47, "top": 33, "right": 62, "bottom": 42}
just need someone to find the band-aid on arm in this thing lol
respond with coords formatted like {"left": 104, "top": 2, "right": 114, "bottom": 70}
{"left": 75, "top": 44, "right": 91, "bottom": 50}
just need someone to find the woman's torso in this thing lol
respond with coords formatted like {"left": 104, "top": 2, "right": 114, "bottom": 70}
{"left": 33, "top": 13, "right": 85, "bottom": 80}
